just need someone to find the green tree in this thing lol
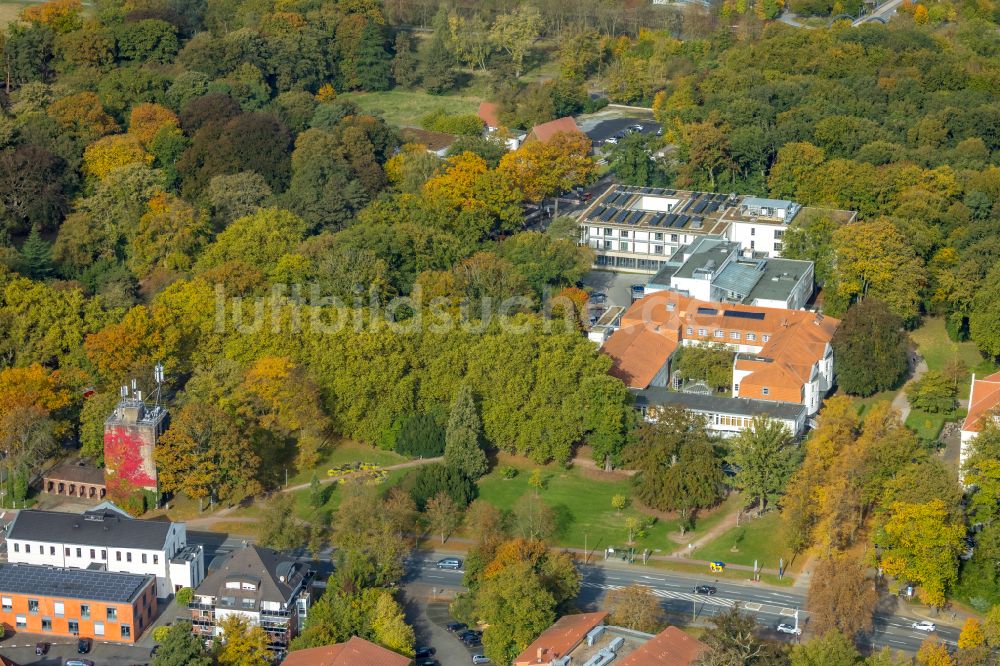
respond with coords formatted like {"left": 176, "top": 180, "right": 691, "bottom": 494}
{"left": 489, "top": 5, "right": 543, "bottom": 78}
{"left": 258, "top": 492, "right": 307, "bottom": 552}
{"left": 391, "top": 32, "right": 419, "bottom": 88}
{"left": 698, "top": 604, "right": 786, "bottom": 665}
{"left": 407, "top": 463, "right": 477, "bottom": 511}
{"left": 610, "top": 133, "right": 668, "bottom": 186}
{"left": 783, "top": 212, "right": 838, "bottom": 285}
{"left": 151, "top": 621, "right": 212, "bottom": 666}
{"left": 395, "top": 412, "right": 445, "bottom": 457}
{"left": 444, "top": 384, "right": 489, "bottom": 480}
{"left": 625, "top": 409, "right": 725, "bottom": 531}
{"left": 420, "top": 7, "right": 457, "bottom": 95}
{"left": 905, "top": 370, "right": 957, "bottom": 414}
{"left": 832, "top": 299, "right": 910, "bottom": 397}
{"left": 479, "top": 561, "right": 557, "bottom": 666}
{"left": 674, "top": 343, "right": 735, "bottom": 393}
{"left": 970, "top": 262, "right": 1000, "bottom": 359}
{"left": 215, "top": 614, "right": 270, "bottom": 666}
{"left": 791, "top": 630, "right": 863, "bottom": 666}
{"left": 353, "top": 20, "right": 391, "bottom": 91}
{"left": 19, "top": 225, "right": 54, "bottom": 279}
{"left": 728, "top": 417, "right": 797, "bottom": 515}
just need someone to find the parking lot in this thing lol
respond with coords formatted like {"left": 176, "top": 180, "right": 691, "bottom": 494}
{"left": 582, "top": 270, "right": 646, "bottom": 310}
{"left": 578, "top": 107, "right": 661, "bottom": 148}
{"left": 403, "top": 589, "right": 487, "bottom": 666}
{"left": 0, "top": 635, "right": 155, "bottom": 665}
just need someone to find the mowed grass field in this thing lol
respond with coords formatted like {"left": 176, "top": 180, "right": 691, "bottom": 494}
{"left": 341, "top": 90, "right": 482, "bottom": 128}
{"left": 692, "top": 512, "right": 792, "bottom": 571}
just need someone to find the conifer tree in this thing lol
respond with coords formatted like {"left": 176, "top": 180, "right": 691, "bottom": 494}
{"left": 354, "top": 21, "right": 392, "bottom": 92}
{"left": 444, "top": 384, "right": 488, "bottom": 479}
{"left": 419, "top": 7, "right": 457, "bottom": 95}
{"left": 20, "top": 225, "right": 54, "bottom": 279}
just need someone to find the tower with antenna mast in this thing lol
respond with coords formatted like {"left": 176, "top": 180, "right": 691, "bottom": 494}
{"left": 103, "top": 364, "right": 169, "bottom": 495}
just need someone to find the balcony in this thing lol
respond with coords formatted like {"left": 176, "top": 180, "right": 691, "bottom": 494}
{"left": 260, "top": 608, "right": 291, "bottom": 618}
{"left": 188, "top": 602, "right": 215, "bottom": 611}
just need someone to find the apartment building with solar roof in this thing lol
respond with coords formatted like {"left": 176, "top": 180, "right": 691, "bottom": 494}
{"left": 0, "top": 563, "right": 156, "bottom": 643}
{"left": 577, "top": 184, "right": 855, "bottom": 273}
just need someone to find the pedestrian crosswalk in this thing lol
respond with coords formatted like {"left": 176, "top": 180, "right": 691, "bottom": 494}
{"left": 580, "top": 581, "right": 736, "bottom": 607}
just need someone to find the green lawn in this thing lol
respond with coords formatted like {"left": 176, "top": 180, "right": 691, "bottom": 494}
{"left": 692, "top": 512, "right": 791, "bottom": 571}
{"left": 910, "top": 317, "right": 995, "bottom": 381}
{"left": 474, "top": 461, "right": 738, "bottom": 555}
{"left": 341, "top": 90, "right": 482, "bottom": 128}
{"left": 285, "top": 439, "right": 409, "bottom": 487}
{"left": 851, "top": 390, "right": 895, "bottom": 417}
{"left": 905, "top": 408, "right": 950, "bottom": 443}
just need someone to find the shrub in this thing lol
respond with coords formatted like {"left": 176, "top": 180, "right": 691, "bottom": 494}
{"left": 405, "top": 463, "right": 477, "bottom": 511}
{"left": 500, "top": 465, "right": 518, "bottom": 479}
{"left": 152, "top": 625, "right": 172, "bottom": 642}
{"left": 175, "top": 587, "right": 193, "bottom": 605}
{"left": 395, "top": 412, "right": 446, "bottom": 457}
{"left": 419, "top": 109, "right": 484, "bottom": 136}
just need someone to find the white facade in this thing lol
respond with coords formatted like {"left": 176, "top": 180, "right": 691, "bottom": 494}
{"left": 728, "top": 219, "right": 788, "bottom": 258}
{"left": 7, "top": 515, "right": 203, "bottom": 598}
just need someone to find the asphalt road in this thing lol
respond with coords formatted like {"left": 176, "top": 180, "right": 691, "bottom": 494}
{"left": 586, "top": 118, "right": 661, "bottom": 147}
{"left": 402, "top": 552, "right": 959, "bottom": 656}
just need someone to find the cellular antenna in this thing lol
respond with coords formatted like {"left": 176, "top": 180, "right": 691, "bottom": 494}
{"left": 153, "top": 362, "right": 165, "bottom": 409}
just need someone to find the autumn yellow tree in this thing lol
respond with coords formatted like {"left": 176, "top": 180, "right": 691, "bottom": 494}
{"left": 127, "top": 103, "right": 180, "bottom": 147}
{"left": 82, "top": 134, "right": 153, "bottom": 181}
{"left": 498, "top": 132, "right": 595, "bottom": 202}
{"left": 216, "top": 615, "right": 270, "bottom": 666}
{"left": 128, "top": 192, "right": 211, "bottom": 277}
{"left": 916, "top": 638, "right": 954, "bottom": 666}
{"left": 877, "top": 499, "right": 965, "bottom": 607}
{"left": 21, "top": 0, "right": 82, "bottom": 32}
{"left": 47, "top": 92, "right": 119, "bottom": 142}
{"left": 84, "top": 305, "right": 167, "bottom": 385}
{"left": 957, "top": 617, "right": 985, "bottom": 650}
{"left": 423, "top": 152, "right": 489, "bottom": 210}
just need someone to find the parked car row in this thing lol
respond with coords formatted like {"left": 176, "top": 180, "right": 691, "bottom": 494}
{"left": 445, "top": 621, "right": 490, "bottom": 662}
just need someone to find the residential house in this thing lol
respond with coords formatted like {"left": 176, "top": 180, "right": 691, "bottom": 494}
{"left": 525, "top": 116, "right": 584, "bottom": 144}
{"left": 960, "top": 370, "right": 1000, "bottom": 483}
{"left": 576, "top": 184, "right": 855, "bottom": 274}
{"left": 645, "top": 237, "right": 814, "bottom": 311}
{"left": 0, "top": 563, "right": 156, "bottom": 644}
{"left": 6, "top": 504, "right": 203, "bottom": 599}
{"left": 601, "top": 291, "right": 838, "bottom": 435}
{"left": 616, "top": 626, "right": 708, "bottom": 666}
{"left": 514, "top": 611, "right": 608, "bottom": 666}
{"left": 282, "top": 637, "right": 412, "bottom": 666}
{"left": 189, "top": 544, "right": 314, "bottom": 655}
{"left": 398, "top": 128, "right": 457, "bottom": 158}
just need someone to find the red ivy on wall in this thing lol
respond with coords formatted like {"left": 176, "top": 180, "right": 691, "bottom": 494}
{"left": 104, "top": 427, "right": 156, "bottom": 488}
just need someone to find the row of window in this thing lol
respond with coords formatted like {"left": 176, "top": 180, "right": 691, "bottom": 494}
{"left": 13, "top": 615, "right": 131, "bottom": 639}
{"left": 600, "top": 241, "right": 666, "bottom": 254}
{"left": 686, "top": 327, "right": 770, "bottom": 343}
{"left": 8, "top": 597, "right": 117, "bottom": 621}
{"left": 593, "top": 255, "right": 668, "bottom": 271}
{"left": 12, "top": 543, "right": 159, "bottom": 564}
{"left": 748, "top": 228, "right": 785, "bottom": 239}
{"left": 598, "top": 228, "right": 682, "bottom": 243}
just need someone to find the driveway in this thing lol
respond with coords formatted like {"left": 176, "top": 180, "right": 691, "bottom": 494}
{"left": 402, "top": 587, "right": 485, "bottom": 666}
{"left": 581, "top": 270, "right": 643, "bottom": 310}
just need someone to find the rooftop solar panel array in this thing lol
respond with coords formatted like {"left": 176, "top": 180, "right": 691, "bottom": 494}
{"left": 696, "top": 307, "right": 719, "bottom": 315}
{"left": 724, "top": 310, "right": 767, "bottom": 320}
{"left": 0, "top": 564, "right": 151, "bottom": 603}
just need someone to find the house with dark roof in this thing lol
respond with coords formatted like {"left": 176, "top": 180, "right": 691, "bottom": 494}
{"left": 6, "top": 506, "right": 203, "bottom": 599}
{"left": 282, "top": 637, "right": 412, "bottom": 666}
{"left": 188, "top": 544, "right": 314, "bottom": 655}
{"left": 399, "top": 127, "right": 458, "bottom": 157}
{"left": 0, "top": 563, "right": 156, "bottom": 643}
{"left": 960, "top": 370, "right": 1000, "bottom": 484}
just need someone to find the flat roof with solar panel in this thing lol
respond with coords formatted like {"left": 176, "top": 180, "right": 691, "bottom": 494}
{"left": 0, "top": 563, "right": 153, "bottom": 603}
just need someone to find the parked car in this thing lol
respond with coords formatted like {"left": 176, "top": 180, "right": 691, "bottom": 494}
{"left": 415, "top": 647, "right": 436, "bottom": 658}
{"left": 912, "top": 621, "right": 936, "bottom": 632}
{"left": 776, "top": 623, "right": 801, "bottom": 636}
{"left": 35, "top": 642, "right": 48, "bottom": 655}
{"left": 604, "top": 135, "right": 619, "bottom": 145}
{"left": 627, "top": 123, "right": 644, "bottom": 132}
{"left": 417, "top": 660, "right": 439, "bottom": 666}
{"left": 78, "top": 637, "right": 92, "bottom": 654}
{"left": 66, "top": 661, "right": 95, "bottom": 666}
{"left": 463, "top": 635, "right": 483, "bottom": 647}
{"left": 693, "top": 585, "right": 717, "bottom": 595}
{"left": 473, "top": 655, "right": 491, "bottom": 664}
{"left": 436, "top": 557, "right": 462, "bottom": 570}
{"left": 590, "top": 292, "right": 607, "bottom": 304}
{"left": 446, "top": 621, "right": 467, "bottom": 633}
{"left": 459, "top": 629, "right": 483, "bottom": 639}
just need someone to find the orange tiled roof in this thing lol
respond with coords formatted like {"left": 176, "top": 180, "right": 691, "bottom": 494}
{"left": 617, "top": 626, "right": 708, "bottom": 666}
{"left": 281, "top": 637, "right": 411, "bottom": 666}
{"left": 963, "top": 370, "right": 1000, "bottom": 433}
{"left": 478, "top": 101, "right": 501, "bottom": 128}
{"left": 603, "top": 292, "right": 838, "bottom": 399}
{"left": 514, "top": 612, "right": 608, "bottom": 666}
{"left": 527, "top": 116, "right": 583, "bottom": 143}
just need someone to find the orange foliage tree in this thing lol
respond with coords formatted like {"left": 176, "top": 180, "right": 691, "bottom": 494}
{"left": 21, "top": 0, "right": 82, "bottom": 33}
{"left": 128, "top": 103, "right": 180, "bottom": 147}
{"left": 498, "top": 132, "right": 595, "bottom": 202}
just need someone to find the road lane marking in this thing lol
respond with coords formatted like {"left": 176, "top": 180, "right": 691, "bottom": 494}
{"left": 779, "top": 608, "right": 797, "bottom": 616}
{"left": 745, "top": 603, "right": 762, "bottom": 611}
